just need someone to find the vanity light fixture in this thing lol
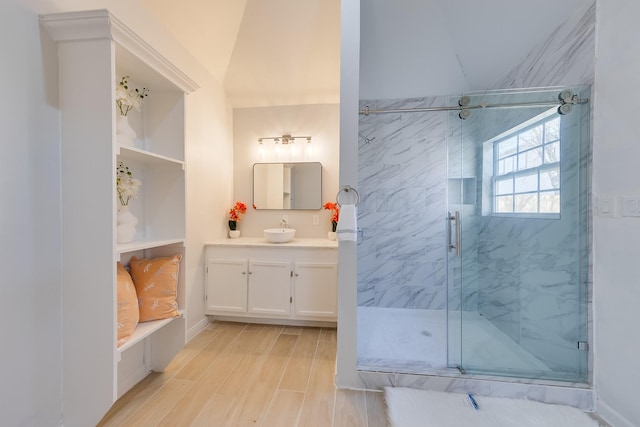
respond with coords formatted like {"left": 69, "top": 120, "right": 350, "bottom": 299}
{"left": 258, "top": 133, "right": 312, "bottom": 145}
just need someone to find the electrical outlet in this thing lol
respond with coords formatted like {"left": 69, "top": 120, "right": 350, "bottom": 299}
{"left": 313, "top": 215, "right": 319, "bottom": 225}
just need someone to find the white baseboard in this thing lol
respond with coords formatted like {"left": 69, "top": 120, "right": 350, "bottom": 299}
{"left": 186, "top": 317, "right": 209, "bottom": 342}
{"left": 597, "top": 399, "right": 635, "bottom": 427}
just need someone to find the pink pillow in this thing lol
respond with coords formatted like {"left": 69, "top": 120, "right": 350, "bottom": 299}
{"left": 116, "top": 262, "right": 139, "bottom": 346}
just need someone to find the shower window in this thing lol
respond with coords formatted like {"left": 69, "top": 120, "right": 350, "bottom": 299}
{"left": 490, "top": 110, "right": 561, "bottom": 216}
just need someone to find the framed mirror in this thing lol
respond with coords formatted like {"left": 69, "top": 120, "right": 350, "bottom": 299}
{"left": 253, "top": 162, "right": 322, "bottom": 210}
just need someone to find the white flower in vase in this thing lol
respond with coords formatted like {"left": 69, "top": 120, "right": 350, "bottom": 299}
{"left": 116, "top": 75, "right": 149, "bottom": 116}
{"left": 116, "top": 161, "right": 142, "bottom": 206}
{"left": 116, "top": 161, "right": 141, "bottom": 244}
{"left": 115, "top": 76, "right": 149, "bottom": 147}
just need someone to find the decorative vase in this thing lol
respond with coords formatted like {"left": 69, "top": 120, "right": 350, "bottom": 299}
{"left": 229, "top": 230, "right": 240, "bottom": 239}
{"left": 117, "top": 204, "right": 137, "bottom": 243}
{"left": 328, "top": 231, "right": 337, "bottom": 241}
{"left": 116, "top": 114, "right": 136, "bottom": 147}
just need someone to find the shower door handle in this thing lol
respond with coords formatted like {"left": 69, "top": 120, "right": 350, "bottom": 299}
{"left": 448, "top": 211, "right": 461, "bottom": 257}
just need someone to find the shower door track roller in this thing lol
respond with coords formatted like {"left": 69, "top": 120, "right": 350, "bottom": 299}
{"left": 448, "top": 211, "right": 460, "bottom": 256}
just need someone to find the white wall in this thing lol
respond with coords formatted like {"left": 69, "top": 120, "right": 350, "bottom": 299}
{"left": 359, "top": 0, "right": 468, "bottom": 99}
{"left": 1, "top": 1, "right": 63, "bottom": 425}
{"left": 184, "top": 77, "right": 234, "bottom": 336}
{"left": 2, "top": 0, "right": 233, "bottom": 424}
{"left": 232, "top": 104, "right": 340, "bottom": 238}
{"left": 336, "top": 0, "right": 361, "bottom": 388}
{"left": 593, "top": 1, "right": 640, "bottom": 426}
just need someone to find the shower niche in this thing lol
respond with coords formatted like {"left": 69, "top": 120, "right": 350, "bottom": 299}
{"left": 448, "top": 177, "right": 476, "bottom": 205}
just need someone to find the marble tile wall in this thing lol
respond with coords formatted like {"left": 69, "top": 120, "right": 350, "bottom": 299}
{"left": 490, "top": 3, "right": 596, "bottom": 91}
{"left": 357, "top": 97, "right": 448, "bottom": 309}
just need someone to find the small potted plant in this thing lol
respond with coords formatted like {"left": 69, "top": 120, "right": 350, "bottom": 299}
{"left": 323, "top": 202, "right": 340, "bottom": 240}
{"left": 228, "top": 201, "right": 247, "bottom": 238}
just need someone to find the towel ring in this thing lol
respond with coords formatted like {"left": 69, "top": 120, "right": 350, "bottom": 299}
{"left": 336, "top": 185, "right": 360, "bottom": 207}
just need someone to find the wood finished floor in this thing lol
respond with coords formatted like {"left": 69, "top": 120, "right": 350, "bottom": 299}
{"left": 98, "top": 322, "right": 387, "bottom": 427}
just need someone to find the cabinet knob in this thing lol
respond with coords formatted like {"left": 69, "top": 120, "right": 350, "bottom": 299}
{"left": 242, "top": 271, "right": 246, "bottom": 275}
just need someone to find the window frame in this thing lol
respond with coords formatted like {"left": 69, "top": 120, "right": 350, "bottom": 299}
{"left": 488, "top": 108, "right": 561, "bottom": 218}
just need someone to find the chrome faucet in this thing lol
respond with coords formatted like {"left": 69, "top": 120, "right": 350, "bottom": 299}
{"left": 280, "top": 217, "right": 288, "bottom": 228}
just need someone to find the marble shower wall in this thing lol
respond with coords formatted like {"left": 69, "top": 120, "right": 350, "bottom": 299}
{"left": 489, "top": 3, "right": 595, "bottom": 91}
{"left": 357, "top": 97, "right": 448, "bottom": 309}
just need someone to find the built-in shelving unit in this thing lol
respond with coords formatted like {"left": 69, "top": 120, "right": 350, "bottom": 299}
{"left": 41, "top": 9, "right": 199, "bottom": 427}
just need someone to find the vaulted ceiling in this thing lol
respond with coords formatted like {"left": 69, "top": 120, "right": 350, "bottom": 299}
{"left": 140, "top": 0, "right": 590, "bottom": 108}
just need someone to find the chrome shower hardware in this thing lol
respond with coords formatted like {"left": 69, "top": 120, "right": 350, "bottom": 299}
{"left": 358, "top": 89, "right": 588, "bottom": 120}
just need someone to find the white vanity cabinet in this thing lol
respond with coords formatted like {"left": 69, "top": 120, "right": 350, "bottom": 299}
{"left": 205, "top": 240, "right": 338, "bottom": 323}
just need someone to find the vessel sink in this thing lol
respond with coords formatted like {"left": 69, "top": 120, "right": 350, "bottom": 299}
{"left": 264, "top": 228, "right": 296, "bottom": 243}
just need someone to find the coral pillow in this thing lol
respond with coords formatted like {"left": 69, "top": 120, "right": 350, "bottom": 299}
{"left": 129, "top": 254, "right": 182, "bottom": 322}
{"left": 117, "top": 262, "right": 139, "bottom": 347}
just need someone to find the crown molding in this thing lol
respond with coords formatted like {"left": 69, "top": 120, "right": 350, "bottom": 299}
{"left": 41, "top": 9, "right": 199, "bottom": 94}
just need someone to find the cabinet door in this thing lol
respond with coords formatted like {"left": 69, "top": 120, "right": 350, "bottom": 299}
{"left": 248, "top": 260, "right": 291, "bottom": 316}
{"left": 293, "top": 262, "right": 338, "bottom": 319}
{"left": 206, "top": 259, "right": 248, "bottom": 313}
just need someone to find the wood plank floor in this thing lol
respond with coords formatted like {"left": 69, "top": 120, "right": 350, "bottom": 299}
{"left": 98, "top": 322, "right": 388, "bottom": 427}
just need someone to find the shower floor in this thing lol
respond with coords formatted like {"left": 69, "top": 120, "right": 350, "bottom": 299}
{"left": 357, "top": 307, "right": 549, "bottom": 376}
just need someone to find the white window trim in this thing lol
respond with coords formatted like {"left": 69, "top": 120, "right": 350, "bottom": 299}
{"left": 482, "top": 107, "right": 561, "bottom": 219}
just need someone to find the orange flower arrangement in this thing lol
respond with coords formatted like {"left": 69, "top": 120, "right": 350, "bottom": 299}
{"left": 323, "top": 202, "right": 340, "bottom": 232}
{"left": 228, "top": 201, "right": 247, "bottom": 230}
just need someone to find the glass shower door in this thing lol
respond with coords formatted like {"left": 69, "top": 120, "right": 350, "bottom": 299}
{"left": 446, "top": 87, "right": 590, "bottom": 382}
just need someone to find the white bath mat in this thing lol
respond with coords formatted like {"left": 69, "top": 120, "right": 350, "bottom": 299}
{"left": 384, "top": 387, "right": 600, "bottom": 427}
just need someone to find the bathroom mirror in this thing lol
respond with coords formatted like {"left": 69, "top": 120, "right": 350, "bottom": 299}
{"left": 253, "top": 162, "right": 322, "bottom": 210}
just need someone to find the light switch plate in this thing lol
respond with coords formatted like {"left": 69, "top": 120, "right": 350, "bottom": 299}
{"left": 597, "top": 195, "right": 616, "bottom": 218}
{"left": 622, "top": 196, "right": 640, "bottom": 217}
{"left": 313, "top": 215, "right": 319, "bottom": 225}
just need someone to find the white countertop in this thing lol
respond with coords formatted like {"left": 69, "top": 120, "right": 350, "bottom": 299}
{"left": 205, "top": 237, "right": 338, "bottom": 248}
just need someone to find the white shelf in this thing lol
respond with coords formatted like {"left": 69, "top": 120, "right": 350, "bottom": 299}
{"left": 117, "top": 238, "right": 185, "bottom": 255}
{"left": 117, "top": 310, "right": 185, "bottom": 354}
{"left": 42, "top": 10, "right": 191, "bottom": 424}
{"left": 117, "top": 145, "right": 184, "bottom": 168}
